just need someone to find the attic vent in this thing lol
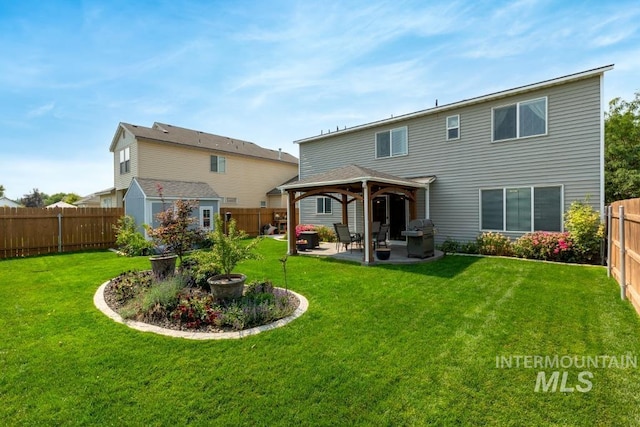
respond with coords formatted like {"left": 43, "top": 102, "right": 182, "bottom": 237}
{"left": 225, "top": 197, "right": 238, "bottom": 204}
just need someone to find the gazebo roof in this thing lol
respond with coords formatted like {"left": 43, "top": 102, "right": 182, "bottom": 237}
{"left": 280, "top": 164, "right": 434, "bottom": 192}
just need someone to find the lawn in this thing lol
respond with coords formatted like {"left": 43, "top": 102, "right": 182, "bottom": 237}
{"left": 1, "top": 238, "right": 640, "bottom": 425}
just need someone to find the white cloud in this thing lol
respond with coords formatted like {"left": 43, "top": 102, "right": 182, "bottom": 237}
{"left": 26, "top": 101, "right": 55, "bottom": 118}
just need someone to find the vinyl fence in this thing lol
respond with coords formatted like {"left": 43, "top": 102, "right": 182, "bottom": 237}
{"left": 608, "top": 198, "right": 640, "bottom": 315}
{"left": 0, "top": 207, "right": 123, "bottom": 259}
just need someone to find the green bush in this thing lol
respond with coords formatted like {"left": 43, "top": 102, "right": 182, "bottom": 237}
{"left": 113, "top": 215, "right": 154, "bottom": 256}
{"left": 476, "top": 232, "right": 512, "bottom": 256}
{"left": 564, "top": 200, "right": 604, "bottom": 263}
{"left": 314, "top": 225, "right": 336, "bottom": 242}
{"left": 438, "top": 238, "right": 460, "bottom": 254}
{"left": 459, "top": 241, "right": 479, "bottom": 254}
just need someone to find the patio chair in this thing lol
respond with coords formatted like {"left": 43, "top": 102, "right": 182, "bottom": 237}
{"left": 374, "top": 223, "right": 389, "bottom": 249}
{"left": 333, "top": 223, "right": 362, "bottom": 253}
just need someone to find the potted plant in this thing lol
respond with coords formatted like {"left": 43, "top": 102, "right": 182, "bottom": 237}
{"left": 296, "top": 239, "right": 308, "bottom": 251}
{"left": 145, "top": 197, "right": 204, "bottom": 279}
{"left": 375, "top": 247, "right": 391, "bottom": 260}
{"left": 207, "top": 213, "right": 262, "bottom": 301}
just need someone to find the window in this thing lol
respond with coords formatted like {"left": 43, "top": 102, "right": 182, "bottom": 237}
{"left": 446, "top": 115, "right": 460, "bottom": 140}
{"left": 119, "top": 147, "right": 130, "bottom": 174}
{"left": 200, "top": 207, "right": 212, "bottom": 230}
{"left": 316, "top": 197, "right": 332, "bottom": 214}
{"left": 480, "top": 186, "right": 562, "bottom": 232}
{"left": 376, "top": 126, "right": 407, "bottom": 158}
{"left": 260, "top": 201, "right": 267, "bottom": 208}
{"left": 492, "top": 97, "right": 547, "bottom": 141}
{"left": 210, "top": 155, "right": 226, "bottom": 173}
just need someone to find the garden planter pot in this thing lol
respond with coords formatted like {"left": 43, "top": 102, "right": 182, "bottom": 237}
{"left": 296, "top": 243, "right": 308, "bottom": 252}
{"left": 149, "top": 254, "right": 177, "bottom": 279}
{"left": 208, "top": 274, "right": 247, "bottom": 301}
{"left": 375, "top": 248, "right": 391, "bottom": 261}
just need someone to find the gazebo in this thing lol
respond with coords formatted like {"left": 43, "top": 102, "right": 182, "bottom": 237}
{"left": 280, "top": 164, "right": 435, "bottom": 264}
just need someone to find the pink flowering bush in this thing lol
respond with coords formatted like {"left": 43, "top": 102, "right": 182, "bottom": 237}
{"left": 295, "top": 224, "right": 316, "bottom": 237}
{"left": 513, "top": 231, "right": 574, "bottom": 262}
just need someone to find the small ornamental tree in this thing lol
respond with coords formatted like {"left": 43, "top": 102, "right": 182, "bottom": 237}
{"left": 564, "top": 200, "right": 604, "bottom": 263}
{"left": 145, "top": 199, "right": 204, "bottom": 266}
{"left": 209, "top": 213, "right": 261, "bottom": 279}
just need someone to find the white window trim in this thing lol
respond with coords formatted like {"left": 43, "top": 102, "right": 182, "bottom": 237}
{"left": 210, "top": 155, "right": 226, "bottom": 173}
{"left": 375, "top": 126, "right": 408, "bottom": 159}
{"left": 478, "top": 184, "right": 564, "bottom": 232}
{"left": 119, "top": 147, "right": 130, "bottom": 174}
{"left": 491, "top": 96, "right": 548, "bottom": 142}
{"left": 199, "top": 206, "right": 213, "bottom": 230}
{"left": 316, "top": 196, "right": 332, "bottom": 214}
{"left": 446, "top": 115, "right": 460, "bottom": 141}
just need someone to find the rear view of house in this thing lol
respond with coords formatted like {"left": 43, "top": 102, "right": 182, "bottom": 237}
{"left": 287, "top": 65, "right": 612, "bottom": 258}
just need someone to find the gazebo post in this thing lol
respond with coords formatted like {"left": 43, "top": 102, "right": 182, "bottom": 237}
{"left": 363, "top": 181, "right": 374, "bottom": 264}
{"left": 287, "top": 190, "right": 297, "bottom": 255}
{"left": 341, "top": 194, "right": 349, "bottom": 225}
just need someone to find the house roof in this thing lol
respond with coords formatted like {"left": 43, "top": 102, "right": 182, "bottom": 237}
{"left": 133, "top": 177, "right": 220, "bottom": 199}
{"left": 46, "top": 201, "right": 77, "bottom": 208}
{"left": 0, "top": 196, "right": 21, "bottom": 207}
{"left": 267, "top": 175, "right": 299, "bottom": 195}
{"left": 111, "top": 122, "right": 298, "bottom": 165}
{"left": 295, "top": 64, "right": 614, "bottom": 144}
{"left": 280, "top": 164, "right": 435, "bottom": 191}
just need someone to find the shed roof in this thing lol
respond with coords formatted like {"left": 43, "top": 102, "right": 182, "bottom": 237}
{"left": 134, "top": 177, "right": 220, "bottom": 199}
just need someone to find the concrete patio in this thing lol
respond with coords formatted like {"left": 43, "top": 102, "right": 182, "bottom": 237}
{"left": 293, "top": 240, "right": 445, "bottom": 265}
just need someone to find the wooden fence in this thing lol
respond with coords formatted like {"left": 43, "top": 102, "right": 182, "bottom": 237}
{"left": 0, "top": 207, "right": 124, "bottom": 259}
{"left": 608, "top": 198, "right": 640, "bottom": 315}
{"left": 224, "top": 208, "right": 297, "bottom": 237}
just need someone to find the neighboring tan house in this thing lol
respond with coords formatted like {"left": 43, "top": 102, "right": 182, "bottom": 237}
{"left": 283, "top": 65, "right": 612, "bottom": 262}
{"left": 108, "top": 122, "right": 299, "bottom": 227}
{"left": 46, "top": 201, "right": 77, "bottom": 209}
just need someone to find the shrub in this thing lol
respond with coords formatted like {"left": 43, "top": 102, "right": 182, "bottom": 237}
{"left": 459, "top": 241, "right": 479, "bottom": 254}
{"left": 295, "top": 224, "right": 316, "bottom": 237}
{"left": 564, "top": 200, "right": 604, "bottom": 263}
{"left": 438, "top": 237, "right": 460, "bottom": 254}
{"left": 113, "top": 216, "right": 154, "bottom": 256}
{"left": 110, "top": 270, "right": 154, "bottom": 303}
{"left": 181, "top": 251, "right": 221, "bottom": 288}
{"left": 314, "top": 225, "right": 336, "bottom": 242}
{"left": 476, "top": 232, "right": 512, "bottom": 256}
{"left": 513, "top": 231, "right": 574, "bottom": 262}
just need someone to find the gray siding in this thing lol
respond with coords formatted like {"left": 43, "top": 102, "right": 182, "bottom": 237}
{"left": 123, "top": 180, "right": 146, "bottom": 232}
{"left": 298, "top": 76, "right": 602, "bottom": 243}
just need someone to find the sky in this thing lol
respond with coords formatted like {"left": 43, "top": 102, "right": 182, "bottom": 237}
{"left": 1, "top": 0, "right": 639, "bottom": 201}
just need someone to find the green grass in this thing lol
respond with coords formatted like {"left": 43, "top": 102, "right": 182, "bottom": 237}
{"left": 1, "top": 240, "right": 640, "bottom": 425}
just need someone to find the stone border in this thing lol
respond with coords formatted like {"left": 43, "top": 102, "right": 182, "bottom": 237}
{"left": 93, "top": 281, "right": 309, "bottom": 340}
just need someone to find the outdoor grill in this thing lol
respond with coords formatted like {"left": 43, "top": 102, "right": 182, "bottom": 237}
{"left": 401, "top": 219, "right": 435, "bottom": 258}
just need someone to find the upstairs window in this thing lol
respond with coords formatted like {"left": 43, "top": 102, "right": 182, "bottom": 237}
{"left": 376, "top": 126, "right": 407, "bottom": 158}
{"left": 446, "top": 115, "right": 460, "bottom": 140}
{"left": 119, "top": 147, "right": 130, "bottom": 174}
{"left": 210, "top": 155, "right": 226, "bottom": 173}
{"left": 316, "top": 197, "right": 332, "bottom": 214}
{"left": 493, "top": 97, "right": 547, "bottom": 141}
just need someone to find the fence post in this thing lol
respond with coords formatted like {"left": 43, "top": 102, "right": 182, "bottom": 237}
{"left": 607, "top": 205, "right": 612, "bottom": 277}
{"left": 57, "top": 212, "right": 63, "bottom": 253}
{"left": 619, "top": 205, "right": 626, "bottom": 300}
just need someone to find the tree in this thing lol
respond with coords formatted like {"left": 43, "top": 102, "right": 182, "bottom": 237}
{"left": 20, "top": 188, "right": 47, "bottom": 207}
{"left": 44, "top": 192, "right": 81, "bottom": 206}
{"left": 0, "top": 185, "right": 4, "bottom": 198}
{"left": 605, "top": 92, "right": 640, "bottom": 204}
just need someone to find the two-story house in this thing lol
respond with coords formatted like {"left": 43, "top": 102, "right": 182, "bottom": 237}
{"left": 108, "top": 122, "right": 298, "bottom": 230}
{"left": 282, "top": 65, "right": 612, "bottom": 263}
